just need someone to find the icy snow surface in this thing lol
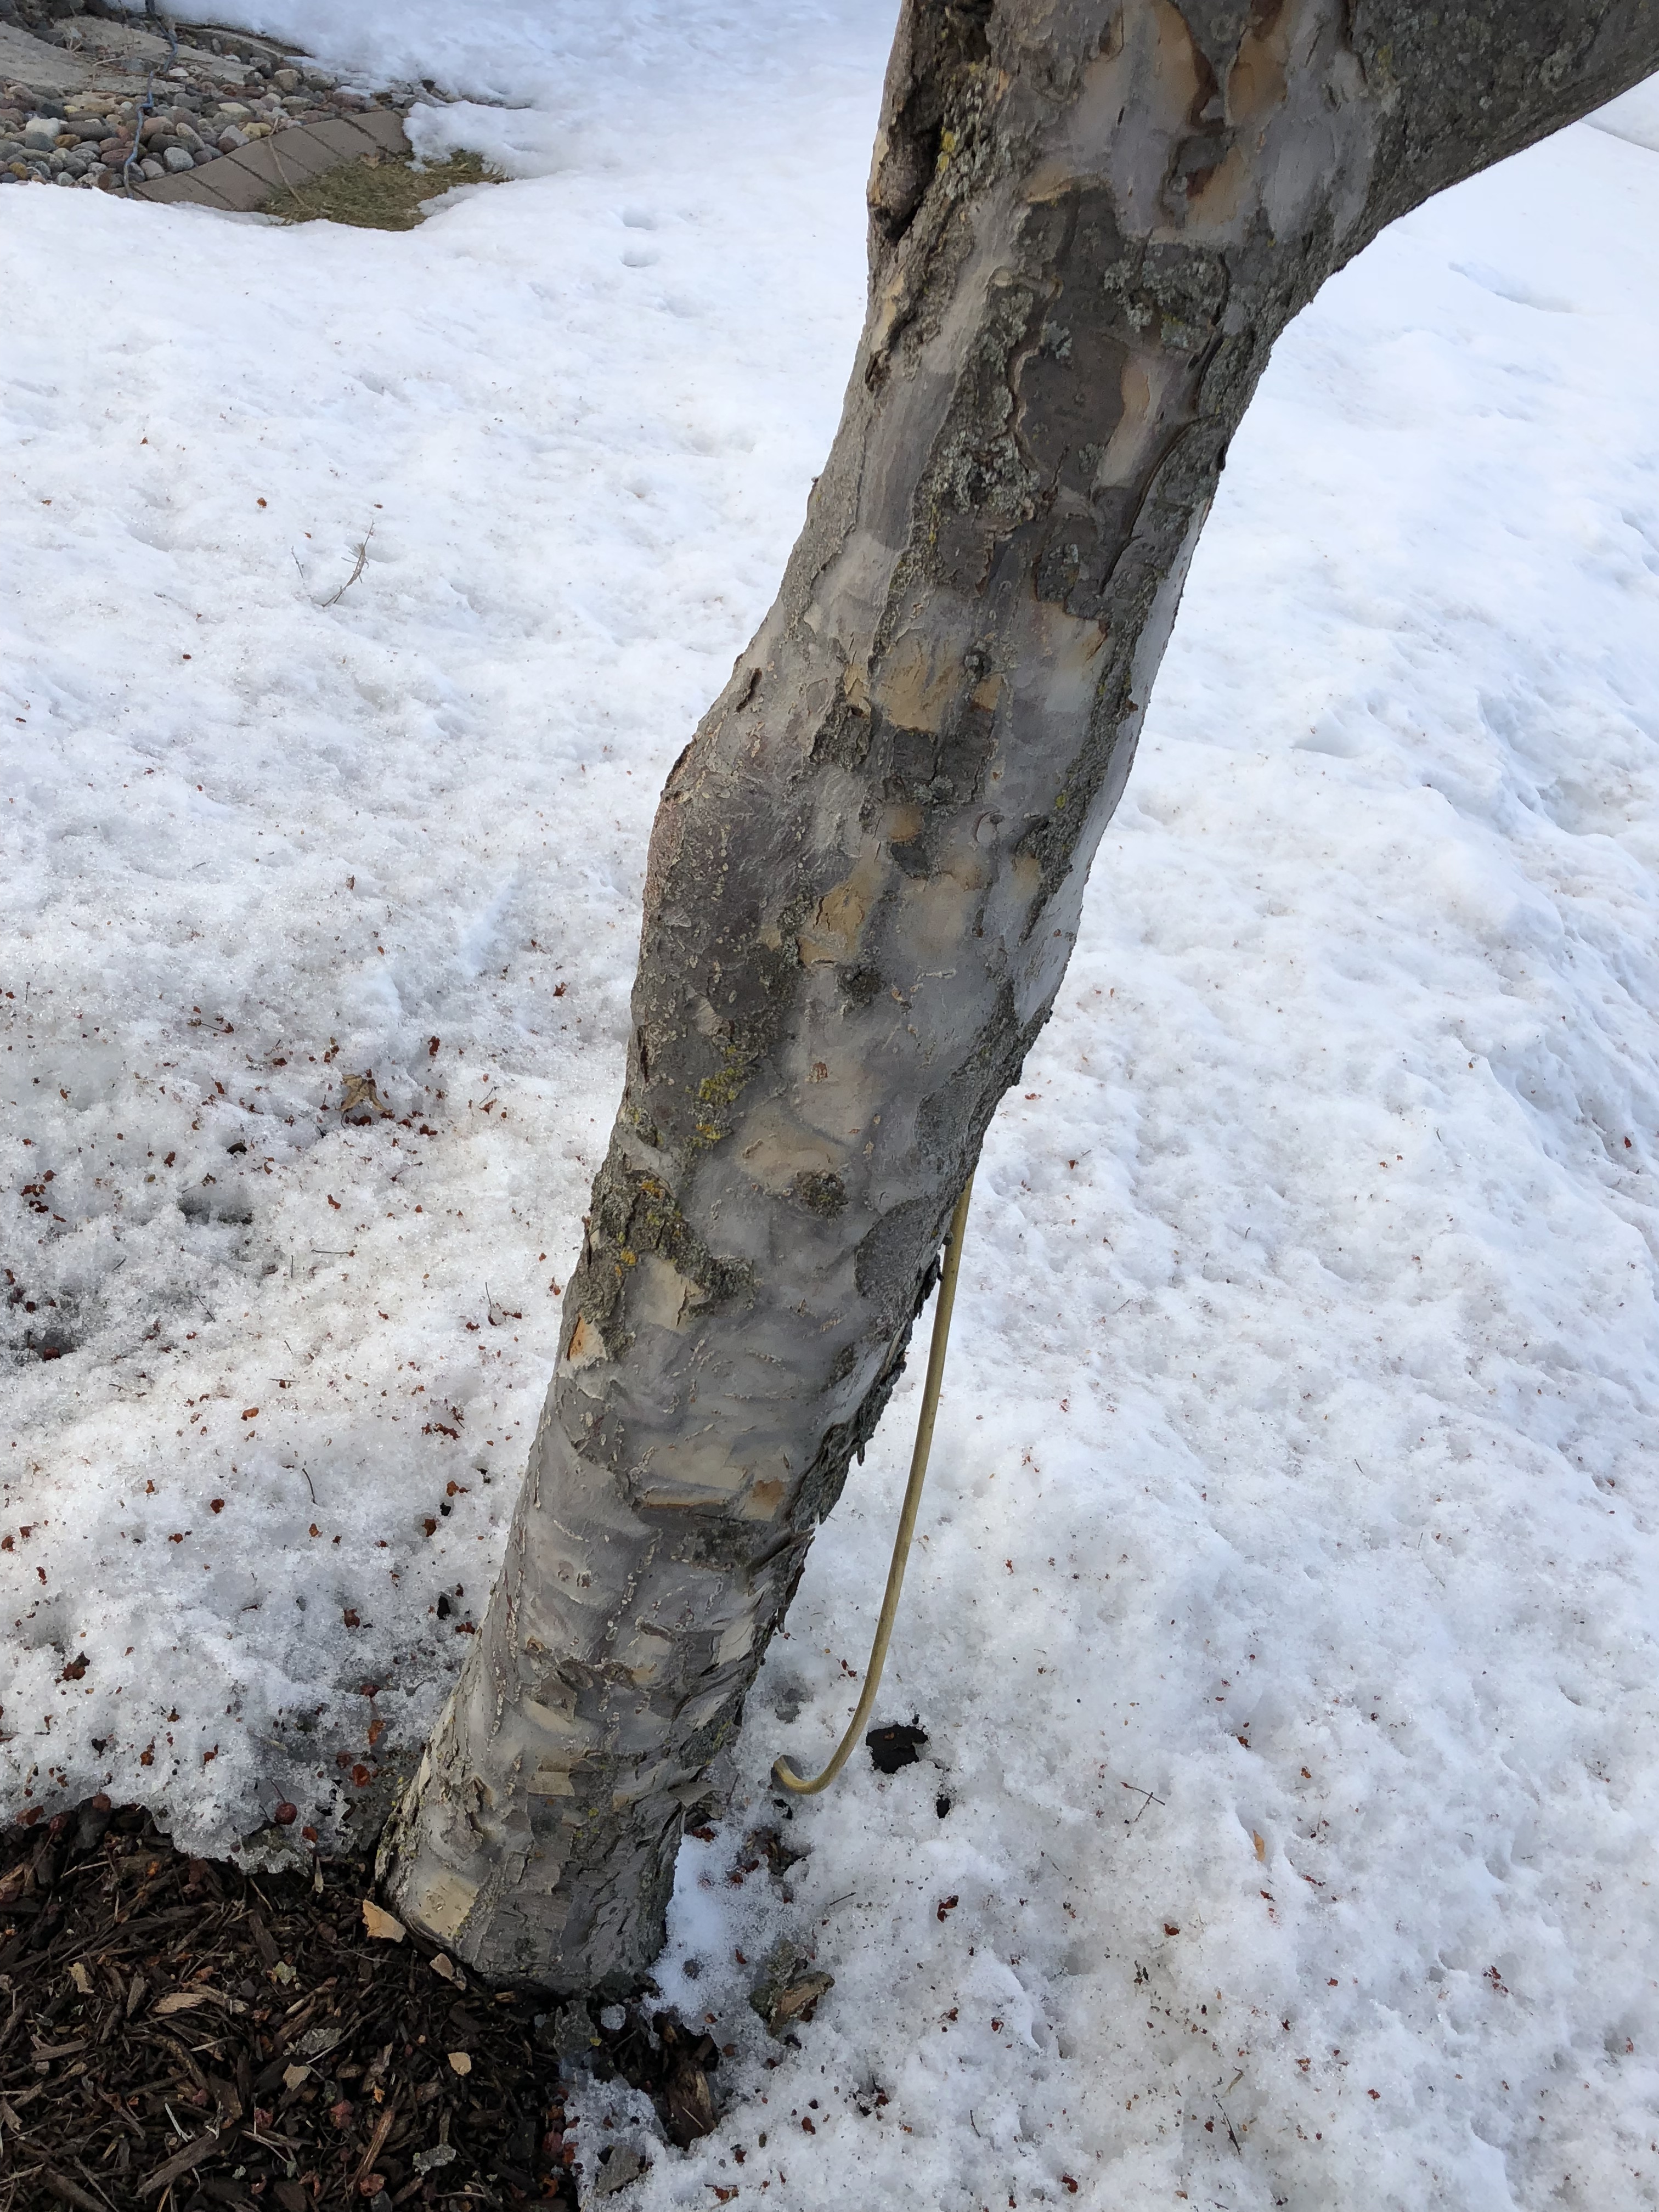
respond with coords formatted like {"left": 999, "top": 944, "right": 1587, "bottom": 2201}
{"left": 5, "top": 5, "right": 1659, "bottom": 2205}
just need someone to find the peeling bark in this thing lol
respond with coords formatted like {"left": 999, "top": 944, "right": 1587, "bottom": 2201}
{"left": 380, "top": 0, "right": 1659, "bottom": 1989}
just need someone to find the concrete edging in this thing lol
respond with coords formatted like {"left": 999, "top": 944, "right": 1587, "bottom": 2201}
{"left": 131, "top": 106, "right": 409, "bottom": 212}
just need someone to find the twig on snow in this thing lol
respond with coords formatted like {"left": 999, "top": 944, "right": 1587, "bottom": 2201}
{"left": 320, "top": 521, "right": 375, "bottom": 607}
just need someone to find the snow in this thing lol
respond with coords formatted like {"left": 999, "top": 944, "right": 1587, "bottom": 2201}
{"left": 4, "top": 7, "right": 1659, "bottom": 2207}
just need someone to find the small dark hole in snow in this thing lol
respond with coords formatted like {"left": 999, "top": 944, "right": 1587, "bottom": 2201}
{"left": 935, "top": 1793, "right": 952, "bottom": 1819}
{"left": 865, "top": 1720, "right": 928, "bottom": 1774}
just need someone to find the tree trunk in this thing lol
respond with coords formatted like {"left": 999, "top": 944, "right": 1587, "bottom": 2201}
{"left": 380, "top": 0, "right": 1659, "bottom": 1991}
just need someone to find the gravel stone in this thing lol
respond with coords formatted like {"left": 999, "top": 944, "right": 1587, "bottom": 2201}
{"left": 3, "top": 29, "right": 421, "bottom": 216}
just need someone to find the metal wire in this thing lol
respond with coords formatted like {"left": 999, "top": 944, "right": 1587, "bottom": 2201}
{"left": 771, "top": 1173, "right": 975, "bottom": 1797}
{"left": 121, "top": 1, "right": 179, "bottom": 198}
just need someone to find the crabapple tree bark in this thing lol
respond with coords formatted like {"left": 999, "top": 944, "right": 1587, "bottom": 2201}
{"left": 380, "top": 0, "right": 1659, "bottom": 1989}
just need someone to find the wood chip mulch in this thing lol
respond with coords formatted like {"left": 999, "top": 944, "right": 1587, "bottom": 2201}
{"left": 0, "top": 1801, "right": 723, "bottom": 2210}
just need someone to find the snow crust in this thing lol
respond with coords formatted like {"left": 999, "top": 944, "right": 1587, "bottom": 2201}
{"left": 4, "top": 7, "right": 1659, "bottom": 2205}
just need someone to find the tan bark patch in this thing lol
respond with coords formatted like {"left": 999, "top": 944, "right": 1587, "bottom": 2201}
{"left": 739, "top": 1101, "right": 847, "bottom": 1192}
{"left": 410, "top": 1870, "right": 478, "bottom": 1944}
{"left": 1097, "top": 353, "right": 1187, "bottom": 487}
{"left": 1229, "top": 1, "right": 1291, "bottom": 126}
{"left": 797, "top": 843, "right": 888, "bottom": 964}
{"left": 634, "top": 1252, "right": 708, "bottom": 1331}
{"left": 873, "top": 629, "right": 961, "bottom": 733}
{"left": 1185, "top": 139, "right": 1250, "bottom": 226}
{"left": 677, "top": 1688, "right": 728, "bottom": 1734}
{"left": 1031, "top": 0, "right": 1204, "bottom": 216}
{"left": 565, "top": 1313, "right": 605, "bottom": 1369}
{"left": 611, "top": 1761, "right": 669, "bottom": 1810}
{"left": 716, "top": 1617, "right": 757, "bottom": 1665}
{"left": 521, "top": 1696, "right": 584, "bottom": 1740}
{"left": 898, "top": 858, "right": 982, "bottom": 962}
{"left": 1149, "top": 0, "right": 1206, "bottom": 123}
{"left": 637, "top": 1441, "right": 751, "bottom": 1508}
{"left": 817, "top": 879, "right": 869, "bottom": 940}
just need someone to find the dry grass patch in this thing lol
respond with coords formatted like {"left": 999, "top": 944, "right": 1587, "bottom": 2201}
{"left": 274, "top": 149, "right": 495, "bottom": 231}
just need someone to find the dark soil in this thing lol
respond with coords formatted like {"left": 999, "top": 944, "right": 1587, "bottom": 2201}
{"left": 863, "top": 1721, "right": 928, "bottom": 1775}
{"left": 0, "top": 1803, "right": 721, "bottom": 2210}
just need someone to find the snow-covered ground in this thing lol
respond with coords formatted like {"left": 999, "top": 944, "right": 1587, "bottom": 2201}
{"left": 5, "top": 8, "right": 1659, "bottom": 2206}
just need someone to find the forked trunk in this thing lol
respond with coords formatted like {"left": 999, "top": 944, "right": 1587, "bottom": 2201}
{"left": 380, "top": 0, "right": 1659, "bottom": 1989}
